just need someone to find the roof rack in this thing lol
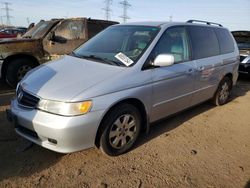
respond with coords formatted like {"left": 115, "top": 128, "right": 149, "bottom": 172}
{"left": 187, "top": 20, "right": 223, "bottom": 27}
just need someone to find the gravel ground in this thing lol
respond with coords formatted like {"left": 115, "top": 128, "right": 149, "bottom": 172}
{"left": 0, "top": 78, "right": 250, "bottom": 188}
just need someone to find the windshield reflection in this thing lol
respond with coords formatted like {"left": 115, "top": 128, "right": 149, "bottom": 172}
{"left": 73, "top": 25, "right": 160, "bottom": 66}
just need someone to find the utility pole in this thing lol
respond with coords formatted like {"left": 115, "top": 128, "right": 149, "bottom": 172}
{"left": 102, "top": 0, "right": 112, "bottom": 21}
{"left": 2, "top": 2, "right": 13, "bottom": 26}
{"left": 119, "top": 0, "right": 131, "bottom": 23}
{"left": 169, "top": 16, "right": 173, "bottom": 22}
{"left": 26, "top": 17, "right": 30, "bottom": 25}
{"left": 0, "top": 16, "right": 3, "bottom": 26}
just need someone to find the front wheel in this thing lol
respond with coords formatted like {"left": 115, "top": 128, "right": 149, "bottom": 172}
{"left": 212, "top": 77, "right": 232, "bottom": 106}
{"left": 6, "top": 58, "right": 36, "bottom": 87}
{"left": 99, "top": 104, "right": 142, "bottom": 156}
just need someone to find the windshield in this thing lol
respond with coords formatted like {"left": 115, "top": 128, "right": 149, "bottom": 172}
{"left": 23, "top": 20, "right": 58, "bottom": 39}
{"left": 73, "top": 25, "right": 160, "bottom": 66}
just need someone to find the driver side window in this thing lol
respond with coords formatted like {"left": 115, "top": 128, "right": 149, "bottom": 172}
{"left": 54, "top": 20, "right": 85, "bottom": 40}
{"left": 152, "top": 27, "right": 190, "bottom": 63}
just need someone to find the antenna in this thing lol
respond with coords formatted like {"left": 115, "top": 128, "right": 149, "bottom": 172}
{"left": 102, "top": 0, "right": 112, "bottom": 20}
{"left": 119, "top": 0, "right": 131, "bottom": 23}
{"left": 2, "top": 2, "right": 13, "bottom": 26}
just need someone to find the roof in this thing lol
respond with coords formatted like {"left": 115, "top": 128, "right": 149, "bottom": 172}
{"left": 119, "top": 21, "right": 168, "bottom": 27}
{"left": 116, "top": 20, "right": 225, "bottom": 28}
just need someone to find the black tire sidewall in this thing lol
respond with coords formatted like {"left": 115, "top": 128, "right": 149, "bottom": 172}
{"left": 214, "top": 77, "right": 232, "bottom": 106}
{"left": 100, "top": 104, "right": 142, "bottom": 156}
{"left": 6, "top": 58, "right": 35, "bottom": 87}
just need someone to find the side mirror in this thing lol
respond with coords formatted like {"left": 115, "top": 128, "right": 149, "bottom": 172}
{"left": 153, "top": 54, "right": 174, "bottom": 67}
{"left": 48, "top": 31, "right": 55, "bottom": 41}
{"left": 48, "top": 31, "right": 67, "bottom": 43}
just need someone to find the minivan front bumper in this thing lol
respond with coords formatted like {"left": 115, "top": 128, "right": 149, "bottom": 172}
{"left": 8, "top": 98, "right": 104, "bottom": 153}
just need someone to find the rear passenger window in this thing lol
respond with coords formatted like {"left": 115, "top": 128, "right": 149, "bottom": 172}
{"left": 214, "top": 28, "right": 234, "bottom": 54}
{"left": 188, "top": 26, "right": 220, "bottom": 59}
{"left": 152, "top": 27, "right": 191, "bottom": 63}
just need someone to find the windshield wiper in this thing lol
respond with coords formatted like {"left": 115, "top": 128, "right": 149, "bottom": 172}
{"left": 70, "top": 51, "right": 82, "bottom": 58}
{"left": 79, "top": 55, "right": 122, "bottom": 66}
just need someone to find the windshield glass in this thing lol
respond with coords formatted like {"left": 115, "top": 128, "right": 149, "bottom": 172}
{"left": 23, "top": 20, "right": 58, "bottom": 39}
{"left": 73, "top": 25, "right": 160, "bottom": 66}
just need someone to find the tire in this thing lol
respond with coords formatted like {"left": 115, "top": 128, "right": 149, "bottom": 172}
{"left": 99, "top": 103, "right": 142, "bottom": 156}
{"left": 6, "top": 58, "right": 36, "bottom": 87}
{"left": 212, "top": 77, "right": 232, "bottom": 106}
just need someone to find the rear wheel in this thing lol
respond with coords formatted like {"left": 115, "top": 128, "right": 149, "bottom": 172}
{"left": 6, "top": 58, "right": 36, "bottom": 87}
{"left": 212, "top": 77, "right": 232, "bottom": 106}
{"left": 99, "top": 103, "right": 142, "bottom": 156}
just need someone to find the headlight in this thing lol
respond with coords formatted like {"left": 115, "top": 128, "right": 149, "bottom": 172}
{"left": 37, "top": 99, "right": 92, "bottom": 116}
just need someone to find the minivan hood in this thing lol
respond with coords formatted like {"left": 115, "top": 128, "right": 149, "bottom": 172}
{"left": 21, "top": 55, "right": 125, "bottom": 102}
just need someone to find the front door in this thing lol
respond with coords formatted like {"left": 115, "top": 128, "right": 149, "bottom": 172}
{"left": 43, "top": 19, "right": 87, "bottom": 57}
{"left": 149, "top": 26, "right": 195, "bottom": 122}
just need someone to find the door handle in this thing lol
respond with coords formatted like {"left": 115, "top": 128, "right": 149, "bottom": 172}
{"left": 186, "top": 68, "right": 193, "bottom": 74}
{"left": 198, "top": 66, "right": 205, "bottom": 72}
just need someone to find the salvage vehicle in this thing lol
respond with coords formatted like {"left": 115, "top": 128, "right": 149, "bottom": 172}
{"left": 7, "top": 20, "right": 239, "bottom": 156}
{"left": 232, "top": 31, "right": 250, "bottom": 76}
{"left": 0, "top": 18, "right": 118, "bottom": 86}
{"left": 0, "top": 27, "right": 27, "bottom": 38}
{"left": 0, "top": 31, "right": 16, "bottom": 39}
{"left": 0, "top": 27, "right": 25, "bottom": 38}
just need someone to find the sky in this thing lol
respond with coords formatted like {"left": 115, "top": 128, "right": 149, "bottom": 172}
{"left": 1, "top": 0, "right": 250, "bottom": 31}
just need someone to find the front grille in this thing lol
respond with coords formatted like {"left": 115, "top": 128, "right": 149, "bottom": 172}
{"left": 240, "top": 55, "right": 246, "bottom": 62}
{"left": 17, "top": 125, "right": 39, "bottom": 139}
{"left": 17, "top": 87, "right": 40, "bottom": 108}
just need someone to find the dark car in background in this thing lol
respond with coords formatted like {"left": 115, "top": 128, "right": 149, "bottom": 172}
{"left": 0, "top": 27, "right": 27, "bottom": 38}
{"left": 0, "top": 18, "right": 118, "bottom": 86}
{"left": 232, "top": 31, "right": 250, "bottom": 76}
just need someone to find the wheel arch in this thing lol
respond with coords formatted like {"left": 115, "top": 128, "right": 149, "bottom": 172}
{"left": 222, "top": 72, "right": 233, "bottom": 88}
{"left": 224, "top": 72, "right": 233, "bottom": 80}
{"left": 1, "top": 54, "right": 40, "bottom": 79}
{"left": 95, "top": 98, "right": 149, "bottom": 148}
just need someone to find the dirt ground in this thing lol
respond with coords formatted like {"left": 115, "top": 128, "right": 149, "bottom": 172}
{"left": 0, "top": 78, "right": 250, "bottom": 188}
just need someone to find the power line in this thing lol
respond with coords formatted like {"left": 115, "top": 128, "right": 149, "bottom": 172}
{"left": 119, "top": 0, "right": 131, "bottom": 23}
{"left": 102, "top": 0, "right": 112, "bottom": 20}
{"left": 2, "top": 2, "right": 13, "bottom": 26}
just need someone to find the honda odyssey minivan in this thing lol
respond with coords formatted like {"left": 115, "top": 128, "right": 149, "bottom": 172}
{"left": 7, "top": 20, "right": 239, "bottom": 156}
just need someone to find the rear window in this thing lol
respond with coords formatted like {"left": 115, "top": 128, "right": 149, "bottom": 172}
{"left": 215, "top": 28, "right": 234, "bottom": 54}
{"left": 188, "top": 26, "right": 220, "bottom": 59}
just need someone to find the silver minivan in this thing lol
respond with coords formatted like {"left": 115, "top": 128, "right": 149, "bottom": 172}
{"left": 7, "top": 20, "right": 239, "bottom": 156}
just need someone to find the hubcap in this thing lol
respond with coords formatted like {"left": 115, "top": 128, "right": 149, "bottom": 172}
{"left": 17, "top": 65, "right": 32, "bottom": 81}
{"left": 109, "top": 114, "right": 137, "bottom": 149}
{"left": 219, "top": 82, "right": 230, "bottom": 102}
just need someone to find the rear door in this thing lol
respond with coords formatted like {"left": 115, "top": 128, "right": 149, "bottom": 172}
{"left": 188, "top": 26, "right": 222, "bottom": 105}
{"left": 43, "top": 19, "right": 87, "bottom": 56}
{"left": 149, "top": 26, "right": 196, "bottom": 122}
